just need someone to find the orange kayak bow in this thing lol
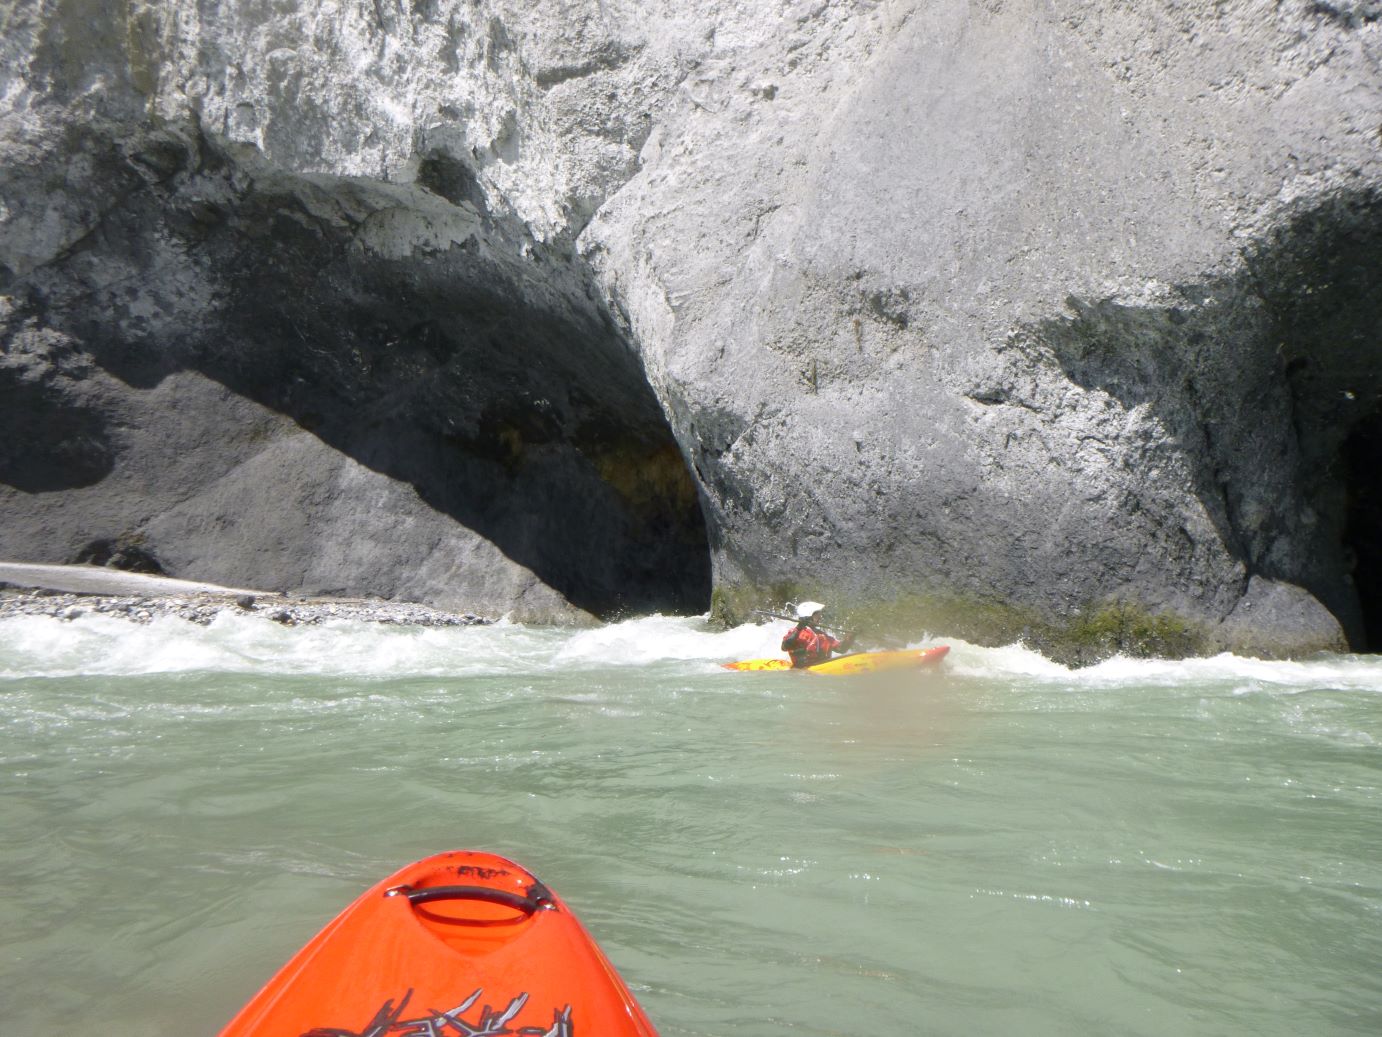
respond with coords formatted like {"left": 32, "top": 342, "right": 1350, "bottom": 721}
{"left": 219, "top": 850, "right": 659, "bottom": 1037}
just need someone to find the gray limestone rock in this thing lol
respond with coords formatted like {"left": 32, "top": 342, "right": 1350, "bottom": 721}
{"left": 583, "top": 0, "right": 1382, "bottom": 658}
{"left": 2, "top": 0, "right": 1379, "bottom": 659}
{"left": 1213, "top": 575, "right": 1349, "bottom": 659}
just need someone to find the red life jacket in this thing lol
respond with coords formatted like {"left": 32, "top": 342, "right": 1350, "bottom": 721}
{"left": 781, "top": 624, "right": 841, "bottom": 668}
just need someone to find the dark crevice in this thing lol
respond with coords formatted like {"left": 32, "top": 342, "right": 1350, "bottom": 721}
{"left": 414, "top": 150, "right": 489, "bottom": 211}
{"left": 1309, "top": 2, "right": 1381, "bottom": 29}
{"left": 0, "top": 365, "right": 114, "bottom": 492}
{"left": 1342, "top": 412, "right": 1382, "bottom": 651}
{"left": 74, "top": 536, "right": 166, "bottom": 575}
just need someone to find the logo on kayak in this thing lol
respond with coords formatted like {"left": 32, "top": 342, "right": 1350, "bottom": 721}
{"left": 303, "top": 988, "right": 572, "bottom": 1037}
{"left": 453, "top": 865, "right": 511, "bottom": 881}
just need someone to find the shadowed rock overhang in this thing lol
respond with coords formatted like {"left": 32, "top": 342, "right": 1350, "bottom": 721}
{"left": 1041, "top": 189, "right": 1382, "bottom": 651}
{"left": 0, "top": 120, "right": 711, "bottom": 618}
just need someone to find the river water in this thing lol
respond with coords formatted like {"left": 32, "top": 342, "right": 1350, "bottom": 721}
{"left": 1, "top": 612, "right": 1379, "bottom": 1036}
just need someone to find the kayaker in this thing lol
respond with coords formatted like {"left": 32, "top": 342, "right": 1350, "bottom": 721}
{"left": 781, "top": 601, "right": 854, "bottom": 668}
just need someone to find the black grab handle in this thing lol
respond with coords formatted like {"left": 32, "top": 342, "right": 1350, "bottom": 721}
{"left": 389, "top": 882, "right": 555, "bottom": 914}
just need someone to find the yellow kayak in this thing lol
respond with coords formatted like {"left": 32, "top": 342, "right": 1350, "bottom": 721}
{"left": 723, "top": 645, "right": 950, "bottom": 674}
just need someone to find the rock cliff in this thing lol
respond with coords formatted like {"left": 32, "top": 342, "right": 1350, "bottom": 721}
{"left": 2, "top": 1, "right": 1379, "bottom": 657}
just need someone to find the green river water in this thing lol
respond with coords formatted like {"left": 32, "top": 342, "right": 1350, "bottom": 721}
{"left": 1, "top": 612, "right": 1379, "bottom": 1035}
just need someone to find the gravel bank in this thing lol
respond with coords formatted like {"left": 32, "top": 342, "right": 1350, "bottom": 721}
{"left": 0, "top": 586, "right": 491, "bottom": 628}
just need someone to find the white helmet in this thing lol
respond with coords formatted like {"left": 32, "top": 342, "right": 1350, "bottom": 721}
{"left": 794, "top": 600, "right": 826, "bottom": 620}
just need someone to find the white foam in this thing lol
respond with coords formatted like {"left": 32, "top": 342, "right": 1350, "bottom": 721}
{"left": 0, "top": 612, "right": 561, "bottom": 679}
{"left": 553, "top": 614, "right": 782, "bottom": 668}
{"left": 943, "top": 636, "right": 1382, "bottom": 693}
{"left": 2, "top": 612, "right": 1379, "bottom": 691}
{"left": 0, "top": 611, "right": 781, "bottom": 680}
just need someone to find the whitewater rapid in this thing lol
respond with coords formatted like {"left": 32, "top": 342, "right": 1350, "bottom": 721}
{"left": 3, "top": 610, "right": 1379, "bottom": 696}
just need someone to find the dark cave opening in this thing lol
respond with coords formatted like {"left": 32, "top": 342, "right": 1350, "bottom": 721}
{"left": 1262, "top": 188, "right": 1382, "bottom": 651}
{"left": 0, "top": 125, "right": 713, "bottom": 619}
{"left": 208, "top": 271, "right": 716, "bottom": 620}
{"left": 1342, "top": 411, "right": 1382, "bottom": 652}
{"left": 194, "top": 265, "right": 716, "bottom": 619}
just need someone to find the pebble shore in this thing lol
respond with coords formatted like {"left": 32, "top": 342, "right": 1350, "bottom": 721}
{"left": 0, "top": 586, "right": 491, "bottom": 627}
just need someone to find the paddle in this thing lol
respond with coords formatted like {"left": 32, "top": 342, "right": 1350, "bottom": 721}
{"left": 750, "top": 608, "right": 854, "bottom": 642}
